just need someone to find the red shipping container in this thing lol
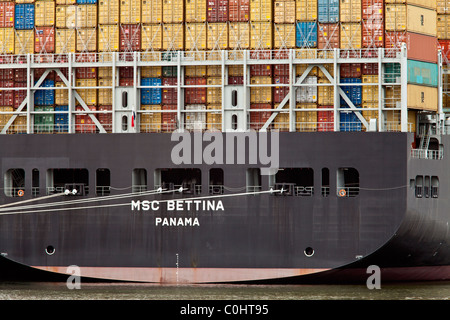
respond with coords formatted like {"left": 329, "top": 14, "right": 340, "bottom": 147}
{"left": 385, "top": 31, "right": 437, "bottom": 63}
{"left": 362, "top": 0, "right": 384, "bottom": 21}
{"left": 119, "top": 67, "right": 134, "bottom": 79}
{"left": 228, "top": 76, "right": 243, "bottom": 85}
{"left": 439, "top": 40, "right": 450, "bottom": 64}
{"left": 0, "top": 80, "right": 15, "bottom": 107}
{"left": 251, "top": 64, "right": 272, "bottom": 76}
{"left": 229, "top": 0, "right": 249, "bottom": 22}
{"left": 55, "top": 68, "right": 69, "bottom": 82}
{"left": 119, "top": 78, "right": 134, "bottom": 87}
{"left": 162, "top": 105, "right": 177, "bottom": 131}
{"left": 0, "top": 2, "right": 14, "bottom": 28}
{"left": 75, "top": 53, "right": 97, "bottom": 63}
{"left": 76, "top": 106, "right": 97, "bottom": 133}
{"left": 35, "top": 27, "right": 55, "bottom": 53}
{"left": 249, "top": 49, "right": 271, "bottom": 60}
{"left": 318, "top": 106, "right": 334, "bottom": 132}
{"left": 250, "top": 103, "right": 272, "bottom": 130}
{"left": 340, "top": 63, "right": 361, "bottom": 78}
{"left": 274, "top": 64, "right": 289, "bottom": 76}
{"left": 14, "top": 82, "right": 27, "bottom": 109}
{"left": 76, "top": 67, "right": 97, "bottom": 79}
{"left": 318, "top": 23, "right": 340, "bottom": 49}
{"left": 185, "top": 77, "right": 207, "bottom": 104}
{"left": 162, "top": 78, "right": 178, "bottom": 105}
{"left": 207, "top": 0, "right": 228, "bottom": 22}
{"left": 362, "top": 19, "right": 383, "bottom": 48}
{"left": 0, "top": 69, "right": 14, "bottom": 81}
{"left": 34, "top": 68, "right": 55, "bottom": 81}
{"left": 120, "top": 24, "right": 141, "bottom": 52}
{"left": 362, "top": 63, "right": 378, "bottom": 75}
{"left": 14, "top": 69, "right": 27, "bottom": 82}
{"left": 98, "top": 105, "right": 112, "bottom": 133}
{"left": 273, "top": 76, "right": 289, "bottom": 103}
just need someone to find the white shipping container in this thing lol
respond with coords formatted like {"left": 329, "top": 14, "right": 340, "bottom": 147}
{"left": 185, "top": 105, "right": 206, "bottom": 130}
{"left": 296, "top": 76, "right": 318, "bottom": 103}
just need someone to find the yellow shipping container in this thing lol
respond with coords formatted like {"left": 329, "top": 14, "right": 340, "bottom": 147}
{"left": 76, "top": 79, "right": 97, "bottom": 106}
{"left": 140, "top": 105, "right": 162, "bottom": 132}
{"left": 186, "top": 66, "right": 207, "bottom": 77}
{"left": 207, "top": 66, "right": 221, "bottom": 77}
{"left": 385, "top": 4, "right": 406, "bottom": 31}
{"left": 437, "top": 14, "right": 450, "bottom": 39}
{"left": 0, "top": 107, "right": 14, "bottom": 129}
{"left": 407, "top": 84, "right": 438, "bottom": 111}
{"left": 297, "top": 64, "right": 318, "bottom": 76}
{"left": 250, "top": 0, "right": 272, "bottom": 22}
{"left": 76, "top": 4, "right": 98, "bottom": 28}
{"left": 340, "top": 23, "right": 362, "bottom": 49}
{"left": 142, "top": 24, "right": 163, "bottom": 51}
{"left": 186, "top": 0, "right": 207, "bottom": 22}
{"left": 15, "top": 30, "right": 34, "bottom": 55}
{"left": 362, "top": 75, "right": 379, "bottom": 103}
{"left": 162, "top": 23, "right": 184, "bottom": 50}
{"left": 98, "top": 25, "right": 120, "bottom": 52}
{"left": 56, "top": 5, "right": 77, "bottom": 28}
{"left": 229, "top": 65, "right": 244, "bottom": 76}
{"left": 207, "top": 23, "right": 228, "bottom": 50}
{"left": 98, "top": 79, "right": 112, "bottom": 105}
{"left": 340, "top": 0, "right": 362, "bottom": 22}
{"left": 120, "top": 0, "right": 141, "bottom": 24}
{"left": 163, "top": 0, "right": 184, "bottom": 23}
{"left": 207, "top": 105, "right": 222, "bottom": 130}
{"left": 273, "top": 110, "right": 289, "bottom": 131}
{"left": 207, "top": 77, "right": 222, "bottom": 105}
{"left": 274, "top": 23, "right": 296, "bottom": 48}
{"left": 99, "top": 0, "right": 120, "bottom": 24}
{"left": 437, "top": 0, "right": 450, "bottom": 14}
{"left": 250, "top": 76, "right": 272, "bottom": 103}
{"left": 318, "top": 78, "right": 334, "bottom": 105}
{"left": 274, "top": 1, "right": 295, "bottom": 24}
{"left": 0, "top": 28, "right": 15, "bottom": 55}
{"left": 185, "top": 23, "right": 207, "bottom": 50}
{"left": 13, "top": 116, "right": 27, "bottom": 134}
{"left": 407, "top": 5, "right": 437, "bottom": 36}
{"left": 385, "top": 110, "right": 417, "bottom": 132}
{"left": 56, "top": 28, "right": 76, "bottom": 53}
{"left": 35, "top": 0, "right": 56, "bottom": 27}
{"left": 55, "top": 82, "right": 68, "bottom": 105}
{"left": 76, "top": 28, "right": 97, "bottom": 52}
{"left": 296, "top": 103, "right": 317, "bottom": 132}
{"left": 142, "top": 0, "right": 163, "bottom": 23}
{"left": 142, "top": 66, "right": 162, "bottom": 78}
{"left": 98, "top": 67, "right": 112, "bottom": 79}
{"left": 250, "top": 22, "right": 273, "bottom": 49}
{"left": 296, "top": 0, "right": 317, "bottom": 21}
{"left": 407, "top": 0, "right": 436, "bottom": 10}
{"left": 229, "top": 22, "right": 250, "bottom": 49}
{"left": 362, "top": 102, "right": 378, "bottom": 122}
{"left": 56, "top": 0, "right": 76, "bottom": 3}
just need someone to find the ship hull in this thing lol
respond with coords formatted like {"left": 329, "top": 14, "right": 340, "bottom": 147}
{"left": 0, "top": 132, "right": 448, "bottom": 283}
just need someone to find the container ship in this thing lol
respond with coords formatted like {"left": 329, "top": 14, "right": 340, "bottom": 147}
{"left": 0, "top": 0, "right": 449, "bottom": 284}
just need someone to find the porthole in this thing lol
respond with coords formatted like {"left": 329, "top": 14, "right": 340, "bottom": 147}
{"left": 45, "top": 245, "right": 55, "bottom": 255}
{"left": 304, "top": 247, "right": 314, "bottom": 257}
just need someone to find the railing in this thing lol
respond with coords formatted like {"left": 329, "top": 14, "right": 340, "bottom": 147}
{"left": 96, "top": 186, "right": 111, "bottom": 196}
{"left": 410, "top": 149, "right": 444, "bottom": 160}
{"left": 336, "top": 187, "right": 359, "bottom": 197}
{"left": 209, "top": 185, "right": 224, "bottom": 195}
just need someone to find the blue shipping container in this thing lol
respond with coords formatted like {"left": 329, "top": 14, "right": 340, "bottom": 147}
{"left": 76, "top": 0, "right": 98, "bottom": 4}
{"left": 55, "top": 105, "right": 68, "bottom": 133}
{"left": 340, "top": 78, "right": 362, "bottom": 107}
{"left": 340, "top": 111, "right": 362, "bottom": 132}
{"left": 296, "top": 22, "right": 318, "bottom": 48}
{"left": 407, "top": 60, "right": 439, "bottom": 87}
{"left": 15, "top": 4, "right": 35, "bottom": 30}
{"left": 141, "top": 78, "right": 162, "bottom": 105}
{"left": 318, "top": 0, "right": 339, "bottom": 23}
{"left": 35, "top": 80, "right": 55, "bottom": 106}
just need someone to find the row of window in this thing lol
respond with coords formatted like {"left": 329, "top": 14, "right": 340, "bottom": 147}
{"left": 412, "top": 175, "right": 439, "bottom": 198}
{"left": 3, "top": 167, "right": 360, "bottom": 198}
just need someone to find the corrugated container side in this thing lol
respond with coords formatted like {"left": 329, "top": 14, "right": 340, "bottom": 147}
{"left": 0, "top": 28, "right": 14, "bottom": 54}
{"left": 186, "top": 0, "right": 207, "bottom": 22}
{"left": 318, "top": 78, "right": 334, "bottom": 105}
{"left": 0, "top": 80, "right": 14, "bottom": 107}
{"left": 340, "top": 110, "right": 361, "bottom": 132}
{"left": 185, "top": 77, "right": 207, "bottom": 104}
{"left": 162, "top": 77, "right": 178, "bottom": 105}
{"left": 318, "top": 0, "right": 339, "bottom": 23}
{"left": 318, "top": 105, "right": 334, "bottom": 131}
{"left": 318, "top": 23, "right": 339, "bottom": 49}
{"left": 228, "top": 76, "right": 244, "bottom": 84}
{"left": 76, "top": 67, "right": 97, "bottom": 79}
{"left": 340, "top": 0, "right": 362, "bottom": 22}
{"left": 55, "top": 82, "right": 68, "bottom": 105}
{"left": 34, "top": 79, "right": 55, "bottom": 106}
{"left": 229, "top": 0, "right": 249, "bottom": 22}
{"left": 76, "top": 4, "right": 98, "bottom": 28}
{"left": 362, "top": 63, "right": 378, "bottom": 75}
{"left": 362, "top": 75, "right": 378, "bottom": 103}
{"left": 407, "top": 84, "right": 438, "bottom": 111}
{"left": 162, "top": 23, "right": 184, "bottom": 50}
{"left": 437, "top": 0, "right": 450, "bottom": 14}
{"left": 207, "top": 77, "right": 222, "bottom": 105}
{"left": 274, "top": 23, "right": 296, "bottom": 48}
{"left": 15, "top": 4, "right": 35, "bottom": 30}
{"left": 140, "top": 105, "right": 162, "bottom": 132}
{"left": 15, "top": 30, "right": 34, "bottom": 54}
{"left": 185, "top": 104, "right": 206, "bottom": 130}
{"left": 362, "top": 19, "right": 384, "bottom": 48}
{"left": 362, "top": 0, "right": 383, "bottom": 20}
{"left": 120, "top": 24, "right": 141, "bottom": 51}
{"left": 229, "top": 22, "right": 250, "bottom": 48}
{"left": 273, "top": 75, "right": 289, "bottom": 103}
{"left": 120, "top": 0, "right": 141, "bottom": 24}
{"left": 35, "top": 27, "right": 55, "bottom": 53}
{"left": 207, "top": 22, "right": 228, "bottom": 49}
{"left": 142, "top": 66, "right": 162, "bottom": 78}
{"left": 76, "top": 28, "right": 97, "bottom": 52}
{"left": 99, "top": 0, "right": 119, "bottom": 24}
{"left": 14, "top": 82, "right": 26, "bottom": 109}
{"left": 98, "top": 25, "right": 120, "bottom": 52}
{"left": 297, "top": 64, "right": 318, "bottom": 76}
{"left": 296, "top": 22, "right": 318, "bottom": 48}
{"left": 97, "top": 105, "right": 112, "bottom": 133}
{"left": 250, "top": 22, "right": 272, "bottom": 49}
{"left": 362, "top": 102, "right": 378, "bottom": 122}
{"left": 207, "top": 0, "right": 228, "bottom": 22}
{"left": 340, "top": 23, "right": 362, "bottom": 49}
{"left": 0, "top": 69, "right": 13, "bottom": 81}
{"left": 56, "top": 28, "right": 76, "bottom": 53}
{"left": 162, "top": 104, "right": 177, "bottom": 131}
{"left": 407, "top": 5, "right": 437, "bottom": 37}
{"left": 274, "top": 1, "right": 295, "bottom": 24}
{"left": 340, "top": 77, "right": 362, "bottom": 107}
{"left": 185, "top": 23, "right": 207, "bottom": 50}
{"left": 296, "top": 0, "right": 318, "bottom": 21}
{"left": 163, "top": 0, "right": 184, "bottom": 23}
{"left": 385, "top": 4, "right": 406, "bottom": 31}
{"left": 250, "top": 76, "right": 272, "bottom": 103}
{"left": 34, "top": 106, "right": 54, "bottom": 133}
{"left": 206, "top": 105, "right": 222, "bottom": 130}
{"left": 75, "top": 79, "right": 97, "bottom": 106}
{"left": 142, "top": 0, "right": 163, "bottom": 23}
{"left": 141, "top": 24, "right": 163, "bottom": 51}
{"left": 250, "top": 103, "right": 272, "bottom": 130}
{"left": 0, "top": 2, "right": 15, "bottom": 28}
{"left": 437, "top": 14, "right": 450, "bottom": 39}
{"left": 35, "top": 0, "right": 56, "bottom": 27}
{"left": 250, "top": 0, "right": 272, "bottom": 22}
{"left": 141, "top": 78, "right": 162, "bottom": 105}
{"left": 296, "top": 103, "right": 318, "bottom": 132}
{"left": 439, "top": 39, "right": 450, "bottom": 63}
{"left": 75, "top": 105, "right": 97, "bottom": 134}
{"left": 186, "top": 66, "right": 207, "bottom": 77}
{"left": 407, "top": 60, "right": 439, "bottom": 87}
{"left": 296, "top": 76, "right": 317, "bottom": 103}
{"left": 56, "top": 5, "right": 77, "bottom": 29}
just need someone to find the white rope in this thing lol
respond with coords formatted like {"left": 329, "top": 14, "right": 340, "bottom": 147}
{"left": 0, "top": 188, "right": 282, "bottom": 216}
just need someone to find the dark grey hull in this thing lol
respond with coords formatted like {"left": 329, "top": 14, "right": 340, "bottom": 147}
{"left": 0, "top": 132, "right": 448, "bottom": 283}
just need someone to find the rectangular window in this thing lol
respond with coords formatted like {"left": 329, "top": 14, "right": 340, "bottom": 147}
{"left": 47, "top": 169, "right": 89, "bottom": 196}
{"left": 415, "top": 175, "right": 423, "bottom": 198}
{"left": 132, "top": 169, "right": 147, "bottom": 193}
{"left": 337, "top": 168, "right": 359, "bottom": 197}
{"left": 155, "top": 168, "right": 202, "bottom": 194}
{"left": 322, "top": 168, "right": 329, "bottom": 197}
{"left": 4, "top": 169, "right": 25, "bottom": 197}
{"left": 96, "top": 168, "right": 111, "bottom": 196}
{"left": 271, "top": 168, "right": 314, "bottom": 196}
{"left": 209, "top": 168, "right": 224, "bottom": 195}
{"left": 32, "top": 169, "right": 39, "bottom": 197}
{"left": 246, "top": 168, "right": 261, "bottom": 193}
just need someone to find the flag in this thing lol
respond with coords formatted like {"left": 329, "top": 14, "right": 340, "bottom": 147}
{"left": 131, "top": 111, "right": 136, "bottom": 128}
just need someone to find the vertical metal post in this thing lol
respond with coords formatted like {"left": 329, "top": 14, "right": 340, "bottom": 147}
{"left": 378, "top": 48, "right": 383, "bottom": 132}
{"left": 333, "top": 48, "right": 339, "bottom": 131}
{"left": 289, "top": 49, "right": 295, "bottom": 132}
{"left": 243, "top": 50, "right": 248, "bottom": 131}
{"left": 221, "top": 50, "right": 226, "bottom": 132}
{"left": 400, "top": 43, "right": 408, "bottom": 132}
{"left": 112, "top": 52, "right": 116, "bottom": 133}
{"left": 26, "top": 54, "right": 31, "bottom": 134}
{"left": 438, "top": 50, "right": 444, "bottom": 131}
{"left": 68, "top": 53, "right": 73, "bottom": 133}
{"left": 177, "top": 51, "right": 183, "bottom": 131}
{"left": 133, "top": 51, "right": 138, "bottom": 133}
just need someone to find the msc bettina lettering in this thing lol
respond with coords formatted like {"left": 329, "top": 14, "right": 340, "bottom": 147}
{"left": 131, "top": 200, "right": 225, "bottom": 212}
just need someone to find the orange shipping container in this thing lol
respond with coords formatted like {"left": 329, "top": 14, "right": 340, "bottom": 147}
{"left": 362, "top": 19, "right": 384, "bottom": 48}
{"left": 229, "top": 0, "right": 250, "bottom": 22}
{"left": 35, "top": 27, "right": 55, "bottom": 53}
{"left": 318, "top": 23, "right": 340, "bottom": 49}
{"left": 0, "top": 2, "right": 15, "bottom": 28}
{"left": 362, "top": 0, "right": 384, "bottom": 20}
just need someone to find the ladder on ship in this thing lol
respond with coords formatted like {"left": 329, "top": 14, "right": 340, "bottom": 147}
{"left": 420, "top": 124, "right": 431, "bottom": 151}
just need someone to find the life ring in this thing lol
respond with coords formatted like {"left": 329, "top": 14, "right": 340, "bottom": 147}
{"left": 338, "top": 189, "right": 346, "bottom": 197}
{"left": 17, "top": 189, "right": 24, "bottom": 197}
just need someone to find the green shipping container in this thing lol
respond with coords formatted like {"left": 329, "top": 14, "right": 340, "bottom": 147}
{"left": 385, "top": 63, "right": 401, "bottom": 84}
{"left": 407, "top": 60, "right": 438, "bottom": 87}
{"left": 34, "top": 106, "right": 54, "bottom": 133}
